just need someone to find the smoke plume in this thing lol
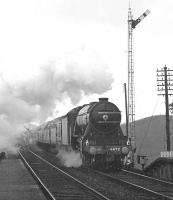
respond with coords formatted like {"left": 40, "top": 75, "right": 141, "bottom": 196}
{"left": 17, "top": 48, "right": 113, "bottom": 118}
{"left": 0, "top": 47, "right": 113, "bottom": 152}
{"left": 57, "top": 149, "right": 82, "bottom": 168}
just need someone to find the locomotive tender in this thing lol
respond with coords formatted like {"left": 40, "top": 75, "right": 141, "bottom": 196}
{"left": 36, "top": 98, "right": 131, "bottom": 170}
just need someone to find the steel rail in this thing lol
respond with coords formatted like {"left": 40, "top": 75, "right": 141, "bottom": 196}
{"left": 122, "top": 169, "right": 173, "bottom": 185}
{"left": 92, "top": 169, "right": 173, "bottom": 200}
{"left": 21, "top": 149, "right": 111, "bottom": 200}
{"left": 19, "top": 151, "right": 56, "bottom": 200}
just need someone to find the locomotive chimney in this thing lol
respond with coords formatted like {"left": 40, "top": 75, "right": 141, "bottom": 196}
{"left": 99, "top": 98, "right": 108, "bottom": 102}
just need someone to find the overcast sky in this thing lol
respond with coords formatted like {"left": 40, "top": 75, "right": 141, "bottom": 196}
{"left": 0, "top": 0, "right": 173, "bottom": 126}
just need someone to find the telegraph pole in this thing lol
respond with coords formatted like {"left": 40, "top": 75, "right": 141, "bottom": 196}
{"left": 157, "top": 65, "right": 173, "bottom": 151}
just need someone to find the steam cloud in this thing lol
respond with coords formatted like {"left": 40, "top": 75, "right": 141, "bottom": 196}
{"left": 57, "top": 149, "right": 82, "bottom": 168}
{"left": 0, "top": 48, "right": 113, "bottom": 152}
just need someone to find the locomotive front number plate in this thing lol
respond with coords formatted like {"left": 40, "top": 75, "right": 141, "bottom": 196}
{"left": 107, "top": 146, "right": 121, "bottom": 153}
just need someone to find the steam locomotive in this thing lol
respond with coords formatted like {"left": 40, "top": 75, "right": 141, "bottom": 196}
{"left": 36, "top": 98, "right": 131, "bottom": 170}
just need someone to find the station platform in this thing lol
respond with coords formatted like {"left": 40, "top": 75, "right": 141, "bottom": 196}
{"left": 0, "top": 154, "right": 46, "bottom": 200}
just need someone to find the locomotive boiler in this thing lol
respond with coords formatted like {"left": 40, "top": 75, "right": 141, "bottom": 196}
{"left": 36, "top": 98, "right": 131, "bottom": 170}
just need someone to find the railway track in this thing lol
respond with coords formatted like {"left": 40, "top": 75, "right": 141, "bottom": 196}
{"left": 21, "top": 146, "right": 173, "bottom": 200}
{"left": 122, "top": 169, "right": 173, "bottom": 184}
{"left": 92, "top": 168, "right": 173, "bottom": 200}
{"left": 19, "top": 148, "right": 111, "bottom": 200}
{"left": 120, "top": 169, "right": 173, "bottom": 199}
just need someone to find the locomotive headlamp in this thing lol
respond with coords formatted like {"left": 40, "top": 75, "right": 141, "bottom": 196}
{"left": 85, "top": 139, "right": 89, "bottom": 146}
{"left": 89, "top": 146, "right": 96, "bottom": 154}
{"left": 122, "top": 146, "right": 129, "bottom": 155}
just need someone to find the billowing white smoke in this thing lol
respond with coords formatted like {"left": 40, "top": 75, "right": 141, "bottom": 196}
{"left": 0, "top": 79, "right": 38, "bottom": 153}
{"left": 16, "top": 48, "right": 113, "bottom": 118}
{"left": 0, "top": 47, "right": 114, "bottom": 152}
{"left": 57, "top": 149, "right": 82, "bottom": 168}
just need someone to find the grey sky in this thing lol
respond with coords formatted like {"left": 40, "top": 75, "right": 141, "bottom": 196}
{"left": 0, "top": 0, "right": 173, "bottom": 123}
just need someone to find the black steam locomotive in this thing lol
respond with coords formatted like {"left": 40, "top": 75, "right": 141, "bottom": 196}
{"left": 36, "top": 98, "right": 131, "bottom": 170}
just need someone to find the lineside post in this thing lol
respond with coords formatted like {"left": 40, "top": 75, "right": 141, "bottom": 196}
{"left": 157, "top": 65, "right": 173, "bottom": 151}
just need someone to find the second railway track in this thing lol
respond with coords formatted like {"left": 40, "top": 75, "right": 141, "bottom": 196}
{"left": 92, "top": 168, "right": 173, "bottom": 200}
{"left": 19, "top": 148, "right": 111, "bottom": 200}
